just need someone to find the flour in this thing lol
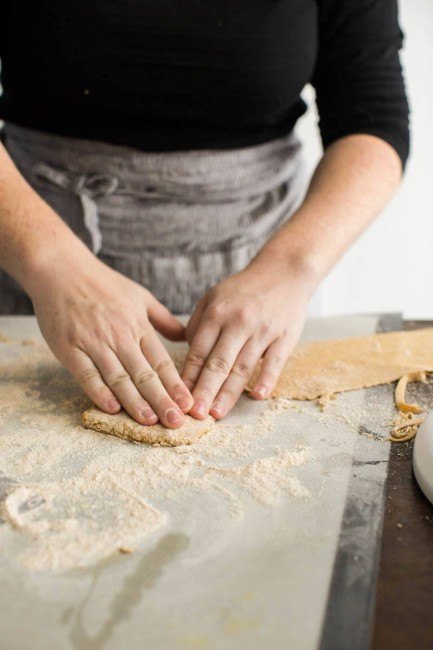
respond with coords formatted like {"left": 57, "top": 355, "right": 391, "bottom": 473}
{"left": 3, "top": 331, "right": 420, "bottom": 573}
{"left": 2, "top": 474, "right": 166, "bottom": 571}
{"left": 0, "top": 336, "right": 312, "bottom": 572}
{"left": 199, "top": 448, "right": 311, "bottom": 506}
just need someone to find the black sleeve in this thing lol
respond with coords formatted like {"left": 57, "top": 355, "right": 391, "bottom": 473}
{"left": 312, "top": 0, "right": 410, "bottom": 169}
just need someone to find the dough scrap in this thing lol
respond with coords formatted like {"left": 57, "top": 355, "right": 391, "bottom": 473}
{"left": 256, "top": 328, "right": 433, "bottom": 400}
{"left": 82, "top": 407, "right": 215, "bottom": 447}
{"left": 389, "top": 412, "right": 425, "bottom": 443}
{"left": 394, "top": 371, "right": 426, "bottom": 414}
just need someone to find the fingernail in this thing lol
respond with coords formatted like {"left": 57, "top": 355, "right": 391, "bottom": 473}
{"left": 194, "top": 400, "right": 206, "bottom": 416}
{"left": 107, "top": 398, "right": 120, "bottom": 411}
{"left": 175, "top": 393, "right": 191, "bottom": 410}
{"left": 141, "top": 407, "right": 157, "bottom": 422}
{"left": 165, "top": 408, "right": 182, "bottom": 424}
{"left": 211, "top": 400, "right": 225, "bottom": 418}
{"left": 255, "top": 385, "right": 268, "bottom": 397}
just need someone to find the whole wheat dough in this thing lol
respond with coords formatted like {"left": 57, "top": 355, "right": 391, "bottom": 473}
{"left": 82, "top": 407, "right": 215, "bottom": 447}
{"left": 252, "top": 327, "right": 433, "bottom": 400}
{"left": 83, "top": 328, "right": 433, "bottom": 446}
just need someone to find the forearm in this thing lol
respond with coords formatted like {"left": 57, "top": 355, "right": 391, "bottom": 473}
{"left": 250, "top": 134, "right": 403, "bottom": 292}
{"left": 0, "top": 142, "right": 93, "bottom": 294}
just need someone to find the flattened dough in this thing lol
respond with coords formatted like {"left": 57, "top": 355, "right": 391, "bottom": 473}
{"left": 82, "top": 408, "right": 215, "bottom": 446}
{"left": 253, "top": 327, "right": 433, "bottom": 400}
{"left": 82, "top": 328, "right": 433, "bottom": 445}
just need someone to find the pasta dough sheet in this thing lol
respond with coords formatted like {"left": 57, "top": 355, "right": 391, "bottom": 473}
{"left": 265, "top": 327, "right": 433, "bottom": 400}
{"left": 82, "top": 328, "right": 433, "bottom": 445}
{"left": 82, "top": 408, "right": 215, "bottom": 447}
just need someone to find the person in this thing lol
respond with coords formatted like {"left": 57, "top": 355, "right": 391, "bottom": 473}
{"left": 0, "top": 1, "right": 409, "bottom": 429}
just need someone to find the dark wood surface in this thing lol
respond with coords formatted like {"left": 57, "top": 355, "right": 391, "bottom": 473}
{"left": 373, "top": 321, "right": 433, "bottom": 649}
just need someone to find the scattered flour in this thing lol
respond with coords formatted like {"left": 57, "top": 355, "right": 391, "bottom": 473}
{"left": 0, "top": 337, "right": 312, "bottom": 571}
{"left": 2, "top": 474, "right": 165, "bottom": 571}
{"left": 2, "top": 331, "right": 429, "bottom": 572}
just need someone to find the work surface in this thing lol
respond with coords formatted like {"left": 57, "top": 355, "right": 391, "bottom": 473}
{"left": 0, "top": 314, "right": 431, "bottom": 650}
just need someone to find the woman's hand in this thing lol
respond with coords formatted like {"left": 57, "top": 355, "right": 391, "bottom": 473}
{"left": 181, "top": 256, "right": 315, "bottom": 420}
{"left": 180, "top": 133, "right": 404, "bottom": 422}
{"left": 0, "top": 142, "right": 190, "bottom": 429}
{"left": 29, "top": 250, "right": 193, "bottom": 428}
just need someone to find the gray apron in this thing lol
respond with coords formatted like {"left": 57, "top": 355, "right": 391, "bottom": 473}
{"left": 0, "top": 123, "right": 307, "bottom": 315}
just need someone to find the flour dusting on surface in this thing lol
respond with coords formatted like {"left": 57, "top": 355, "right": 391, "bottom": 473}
{"left": 0, "top": 337, "right": 313, "bottom": 571}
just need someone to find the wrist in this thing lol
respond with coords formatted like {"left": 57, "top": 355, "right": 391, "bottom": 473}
{"left": 25, "top": 235, "right": 96, "bottom": 296}
{"left": 0, "top": 177, "right": 92, "bottom": 295}
{"left": 17, "top": 209, "right": 95, "bottom": 298}
{"left": 248, "top": 241, "right": 323, "bottom": 296}
{"left": 0, "top": 144, "right": 98, "bottom": 297}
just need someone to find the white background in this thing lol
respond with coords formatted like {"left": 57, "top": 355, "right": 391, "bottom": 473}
{"left": 297, "top": 0, "right": 433, "bottom": 318}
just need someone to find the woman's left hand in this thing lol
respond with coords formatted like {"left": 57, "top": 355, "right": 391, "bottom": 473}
{"left": 180, "top": 258, "right": 315, "bottom": 420}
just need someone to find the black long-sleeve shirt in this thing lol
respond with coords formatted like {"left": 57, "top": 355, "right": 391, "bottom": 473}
{"left": 0, "top": 1, "right": 410, "bottom": 166}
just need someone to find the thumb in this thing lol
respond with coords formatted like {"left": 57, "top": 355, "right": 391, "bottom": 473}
{"left": 147, "top": 296, "right": 186, "bottom": 341}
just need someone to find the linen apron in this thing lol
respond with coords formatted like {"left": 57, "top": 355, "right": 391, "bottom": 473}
{"left": 0, "top": 123, "right": 308, "bottom": 315}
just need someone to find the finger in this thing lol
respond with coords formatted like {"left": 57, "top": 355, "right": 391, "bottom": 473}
{"left": 147, "top": 294, "right": 186, "bottom": 342}
{"left": 140, "top": 331, "right": 193, "bottom": 413}
{"left": 68, "top": 348, "right": 122, "bottom": 414}
{"left": 92, "top": 346, "right": 160, "bottom": 425}
{"left": 118, "top": 341, "right": 186, "bottom": 428}
{"left": 250, "top": 337, "right": 291, "bottom": 400}
{"left": 180, "top": 319, "right": 220, "bottom": 392}
{"left": 209, "top": 338, "right": 264, "bottom": 419}
{"left": 189, "top": 329, "right": 245, "bottom": 419}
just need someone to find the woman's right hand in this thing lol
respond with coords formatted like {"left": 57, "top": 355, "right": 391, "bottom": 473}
{"left": 28, "top": 248, "right": 193, "bottom": 428}
{"left": 0, "top": 143, "right": 192, "bottom": 428}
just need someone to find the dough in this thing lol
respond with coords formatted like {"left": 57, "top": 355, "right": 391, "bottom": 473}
{"left": 394, "top": 371, "right": 427, "bottom": 414}
{"left": 390, "top": 412, "right": 425, "bottom": 443}
{"left": 253, "top": 327, "right": 433, "bottom": 400}
{"left": 83, "top": 328, "right": 433, "bottom": 446}
{"left": 82, "top": 407, "right": 215, "bottom": 447}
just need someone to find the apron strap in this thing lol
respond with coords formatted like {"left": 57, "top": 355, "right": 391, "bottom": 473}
{"left": 31, "top": 163, "right": 119, "bottom": 254}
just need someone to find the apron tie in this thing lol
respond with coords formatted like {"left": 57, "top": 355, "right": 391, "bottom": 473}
{"left": 31, "top": 163, "right": 119, "bottom": 254}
